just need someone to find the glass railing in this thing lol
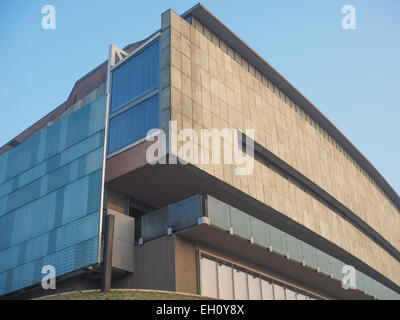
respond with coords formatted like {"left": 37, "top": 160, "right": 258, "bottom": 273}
{"left": 205, "top": 195, "right": 400, "bottom": 300}
{"left": 140, "top": 194, "right": 399, "bottom": 300}
{"left": 141, "top": 195, "right": 202, "bottom": 241}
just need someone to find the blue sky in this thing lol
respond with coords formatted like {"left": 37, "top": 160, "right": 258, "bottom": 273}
{"left": 0, "top": 0, "right": 399, "bottom": 194}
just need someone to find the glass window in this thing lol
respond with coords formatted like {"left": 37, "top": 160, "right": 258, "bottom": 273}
{"left": 108, "top": 94, "right": 159, "bottom": 154}
{"left": 200, "top": 257, "right": 218, "bottom": 299}
{"left": 111, "top": 41, "right": 159, "bottom": 113}
{"left": 217, "top": 263, "right": 234, "bottom": 300}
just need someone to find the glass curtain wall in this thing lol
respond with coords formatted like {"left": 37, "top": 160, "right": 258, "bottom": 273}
{"left": 0, "top": 95, "right": 107, "bottom": 296}
{"left": 108, "top": 40, "right": 160, "bottom": 155}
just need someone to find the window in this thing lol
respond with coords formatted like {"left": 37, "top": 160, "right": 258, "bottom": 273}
{"left": 110, "top": 41, "right": 159, "bottom": 113}
{"left": 108, "top": 94, "right": 159, "bottom": 154}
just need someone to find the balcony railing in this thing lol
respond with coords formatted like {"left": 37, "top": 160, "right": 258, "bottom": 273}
{"left": 140, "top": 194, "right": 400, "bottom": 300}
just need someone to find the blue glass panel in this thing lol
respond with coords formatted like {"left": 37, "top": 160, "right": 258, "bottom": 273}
{"left": 170, "top": 195, "right": 201, "bottom": 232}
{"left": 0, "top": 95, "right": 106, "bottom": 296}
{"left": 111, "top": 41, "right": 159, "bottom": 113}
{"left": 108, "top": 94, "right": 159, "bottom": 154}
{"left": 141, "top": 196, "right": 202, "bottom": 242}
{"left": 141, "top": 207, "right": 171, "bottom": 242}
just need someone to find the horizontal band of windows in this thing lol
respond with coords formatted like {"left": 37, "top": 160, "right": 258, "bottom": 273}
{"left": 110, "top": 40, "right": 159, "bottom": 113}
{"left": 109, "top": 89, "right": 158, "bottom": 120}
{"left": 108, "top": 94, "right": 159, "bottom": 155}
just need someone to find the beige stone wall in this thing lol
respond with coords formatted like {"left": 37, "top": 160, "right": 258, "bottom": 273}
{"left": 162, "top": 10, "right": 400, "bottom": 286}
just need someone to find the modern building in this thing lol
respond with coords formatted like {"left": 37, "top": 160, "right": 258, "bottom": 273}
{"left": 0, "top": 4, "right": 399, "bottom": 300}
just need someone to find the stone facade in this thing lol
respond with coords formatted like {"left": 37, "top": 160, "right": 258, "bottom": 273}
{"left": 161, "top": 10, "right": 400, "bottom": 286}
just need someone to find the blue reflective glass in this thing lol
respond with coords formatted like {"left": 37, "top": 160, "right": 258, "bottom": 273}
{"left": 108, "top": 94, "right": 159, "bottom": 154}
{"left": 110, "top": 41, "right": 159, "bottom": 113}
{"left": 141, "top": 207, "right": 171, "bottom": 242}
{"left": 0, "top": 95, "right": 106, "bottom": 296}
{"left": 170, "top": 195, "right": 201, "bottom": 231}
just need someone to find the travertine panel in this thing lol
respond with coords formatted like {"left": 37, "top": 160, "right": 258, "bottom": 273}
{"left": 165, "top": 10, "right": 400, "bottom": 286}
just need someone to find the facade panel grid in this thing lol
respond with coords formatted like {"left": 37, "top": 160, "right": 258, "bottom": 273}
{"left": 0, "top": 94, "right": 106, "bottom": 296}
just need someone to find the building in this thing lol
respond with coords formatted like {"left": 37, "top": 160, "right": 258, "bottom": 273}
{"left": 0, "top": 4, "right": 399, "bottom": 300}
